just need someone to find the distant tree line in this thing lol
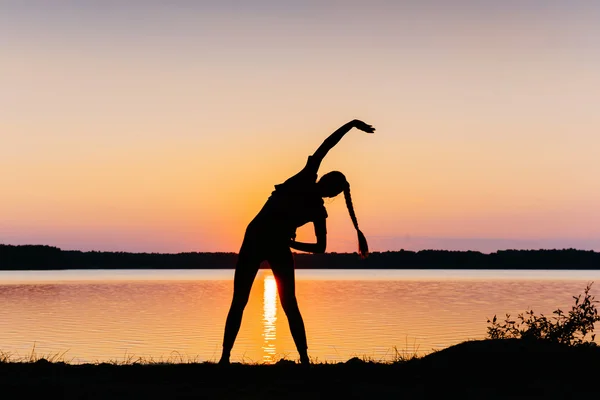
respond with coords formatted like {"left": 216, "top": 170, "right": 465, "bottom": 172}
{"left": 1, "top": 244, "right": 599, "bottom": 270}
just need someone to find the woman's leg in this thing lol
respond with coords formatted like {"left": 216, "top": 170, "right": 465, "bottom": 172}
{"left": 269, "top": 250, "right": 310, "bottom": 364}
{"left": 219, "top": 251, "right": 260, "bottom": 364}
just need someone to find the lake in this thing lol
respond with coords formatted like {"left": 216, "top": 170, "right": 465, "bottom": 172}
{"left": 1, "top": 269, "right": 599, "bottom": 364}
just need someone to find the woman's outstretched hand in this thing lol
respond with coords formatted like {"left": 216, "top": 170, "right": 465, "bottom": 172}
{"left": 351, "top": 119, "right": 375, "bottom": 133}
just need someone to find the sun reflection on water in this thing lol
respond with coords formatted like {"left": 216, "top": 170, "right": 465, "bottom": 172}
{"left": 262, "top": 274, "right": 278, "bottom": 363}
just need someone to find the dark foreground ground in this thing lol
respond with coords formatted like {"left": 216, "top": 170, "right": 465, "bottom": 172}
{"left": 2, "top": 339, "right": 599, "bottom": 399}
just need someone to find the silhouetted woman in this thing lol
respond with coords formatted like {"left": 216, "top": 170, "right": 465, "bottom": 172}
{"left": 219, "top": 119, "right": 375, "bottom": 365}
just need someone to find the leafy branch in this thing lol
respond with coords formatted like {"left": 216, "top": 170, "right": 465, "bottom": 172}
{"left": 487, "top": 283, "right": 600, "bottom": 346}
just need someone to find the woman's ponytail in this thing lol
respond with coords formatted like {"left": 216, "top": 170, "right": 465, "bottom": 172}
{"left": 343, "top": 185, "right": 369, "bottom": 259}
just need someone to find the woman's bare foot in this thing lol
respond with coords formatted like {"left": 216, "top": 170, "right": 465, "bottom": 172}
{"left": 299, "top": 354, "right": 310, "bottom": 365}
{"left": 218, "top": 350, "right": 231, "bottom": 365}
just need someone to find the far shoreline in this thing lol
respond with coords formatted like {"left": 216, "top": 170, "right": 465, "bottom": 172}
{"left": 2, "top": 244, "right": 600, "bottom": 271}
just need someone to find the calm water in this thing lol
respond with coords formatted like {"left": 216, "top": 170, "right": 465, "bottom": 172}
{"left": 1, "top": 269, "right": 599, "bottom": 364}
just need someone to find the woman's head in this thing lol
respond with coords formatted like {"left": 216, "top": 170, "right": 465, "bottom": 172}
{"left": 316, "top": 171, "right": 348, "bottom": 198}
{"left": 317, "top": 171, "right": 369, "bottom": 259}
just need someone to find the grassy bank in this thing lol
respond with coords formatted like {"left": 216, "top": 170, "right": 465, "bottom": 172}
{"left": 2, "top": 339, "right": 599, "bottom": 399}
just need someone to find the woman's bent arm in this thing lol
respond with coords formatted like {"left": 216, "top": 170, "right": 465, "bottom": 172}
{"left": 289, "top": 219, "right": 327, "bottom": 254}
{"left": 289, "top": 240, "right": 326, "bottom": 254}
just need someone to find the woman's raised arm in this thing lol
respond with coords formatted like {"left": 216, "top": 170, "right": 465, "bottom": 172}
{"left": 310, "top": 119, "right": 375, "bottom": 171}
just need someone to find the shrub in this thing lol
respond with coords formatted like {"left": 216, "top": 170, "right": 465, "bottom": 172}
{"left": 487, "top": 282, "right": 600, "bottom": 346}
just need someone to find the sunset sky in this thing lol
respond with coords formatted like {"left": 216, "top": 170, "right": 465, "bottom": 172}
{"left": 2, "top": 1, "right": 599, "bottom": 253}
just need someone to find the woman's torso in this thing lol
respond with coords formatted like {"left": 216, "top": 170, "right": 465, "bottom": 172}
{"left": 247, "top": 159, "right": 327, "bottom": 241}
